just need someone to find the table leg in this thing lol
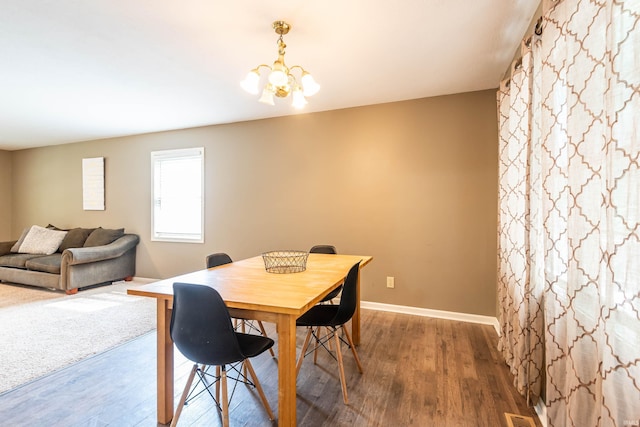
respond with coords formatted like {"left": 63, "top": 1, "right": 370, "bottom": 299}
{"left": 352, "top": 269, "right": 361, "bottom": 345}
{"left": 157, "top": 299, "right": 174, "bottom": 424}
{"left": 276, "top": 313, "right": 297, "bottom": 427}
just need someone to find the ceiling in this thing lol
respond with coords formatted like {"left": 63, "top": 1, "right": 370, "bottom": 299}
{"left": 0, "top": 1, "right": 539, "bottom": 151}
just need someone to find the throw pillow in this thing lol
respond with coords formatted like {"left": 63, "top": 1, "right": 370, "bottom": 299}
{"left": 83, "top": 227, "right": 125, "bottom": 247}
{"left": 58, "top": 228, "right": 96, "bottom": 252}
{"left": 17, "top": 225, "right": 68, "bottom": 255}
{"left": 10, "top": 227, "right": 30, "bottom": 253}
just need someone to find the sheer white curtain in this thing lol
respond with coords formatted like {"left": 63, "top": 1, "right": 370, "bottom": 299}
{"left": 497, "top": 0, "right": 639, "bottom": 426}
{"left": 540, "top": 1, "right": 639, "bottom": 425}
{"left": 497, "top": 41, "right": 545, "bottom": 406}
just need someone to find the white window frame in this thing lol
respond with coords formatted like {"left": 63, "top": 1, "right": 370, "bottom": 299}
{"left": 151, "top": 147, "right": 204, "bottom": 243}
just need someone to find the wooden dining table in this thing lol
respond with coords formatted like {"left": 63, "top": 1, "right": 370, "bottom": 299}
{"left": 127, "top": 253, "right": 372, "bottom": 426}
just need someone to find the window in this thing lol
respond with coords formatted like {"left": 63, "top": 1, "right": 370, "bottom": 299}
{"left": 151, "top": 147, "right": 204, "bottom": 243}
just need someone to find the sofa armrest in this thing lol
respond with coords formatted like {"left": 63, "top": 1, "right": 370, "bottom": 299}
{"left": 62, "top": 234, "right": 140, "bottom": 266}
{"left": 0, "top": 241, "right": 17, "bottom": 256}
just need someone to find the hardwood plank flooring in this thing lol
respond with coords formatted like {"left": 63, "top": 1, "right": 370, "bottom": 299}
{"left": 0, "top": 309, "right": 541, "bottom": 426}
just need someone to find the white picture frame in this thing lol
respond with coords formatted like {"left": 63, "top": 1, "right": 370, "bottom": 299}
{"left": 82, "top": 157, "right": 105, "bottom": 211}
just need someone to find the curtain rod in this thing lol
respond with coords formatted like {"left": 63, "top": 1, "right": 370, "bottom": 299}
{"left": 504, "top": 16, "right": 542, "bottom": 88}
{"left": 500, "top": 15, "right": 544, "bottom": 90}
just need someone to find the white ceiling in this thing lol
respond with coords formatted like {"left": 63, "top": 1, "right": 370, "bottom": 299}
{"left": 0, "top": 1, "right": 539, "bottom": 151}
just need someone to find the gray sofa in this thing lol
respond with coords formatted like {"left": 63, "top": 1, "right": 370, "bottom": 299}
{"left": 0, "top": 227, "right": 139, "bottom": 294}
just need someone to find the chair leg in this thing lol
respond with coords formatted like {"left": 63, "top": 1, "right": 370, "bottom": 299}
{"left": 170, "top": 364, "right": 198, "bottom": 427}
{"left": 237, "top": 321, "right": 250, "bottom": 378}
{"left": 257, "top": 321, "right": 276, "bottom": 357}
{"left": 215, "top": 365, "right": 221, "bottom": 403}
{"left": 313, "top": 327, "right": 321, "bottom": 365}
{"left": 243, "top": 358, "right": 275, "bottom": 420}
{"left": 296, "top": 327, "right": 313, "bottom": 376}
{"left": 341, "top": 325, "right": 364, "bottom": 373}
{"left": 334, "top": 329, "right": 349, "bottom": 404}
{"left": 221, "top": 366, "right": 229, "bottom": 427}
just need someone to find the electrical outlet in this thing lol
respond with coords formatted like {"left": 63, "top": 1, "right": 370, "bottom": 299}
{"left": 386, "top": 276, "right": 395, "bottom": 288}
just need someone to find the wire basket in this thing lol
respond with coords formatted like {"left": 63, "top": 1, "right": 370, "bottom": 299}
{"left": 262, "top": 250, "right": 309, "bottom": 274}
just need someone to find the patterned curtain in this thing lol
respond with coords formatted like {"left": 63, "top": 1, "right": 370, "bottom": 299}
{"left": 497, "top": 0, "right": 640, "bottom": 426}
{"left": 540, "top": 1, "right": 639, "bottom": 425}
{"left": 497, "top": 41, "right": 545, "bottom": 406}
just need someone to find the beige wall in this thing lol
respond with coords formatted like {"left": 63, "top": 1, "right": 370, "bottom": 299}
{"left": 0, "top": 150, "right": 12, "bottom": 240}
{"left": 10, "top": 89, "right": 498, "bottom": 316}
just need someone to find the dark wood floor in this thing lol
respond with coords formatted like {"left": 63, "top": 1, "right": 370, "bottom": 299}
{"left": 0, "top": 309, "right": 540, "bottom": 426}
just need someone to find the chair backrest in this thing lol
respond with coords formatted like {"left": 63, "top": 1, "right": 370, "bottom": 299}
{"left": 330, "top": 261, "right": 361, "bottom": 326}
{"left": 170, "top": 282, "right": 245, "bottom": 366}
{"left": 206, "top": 252, "right": 233, "bottom": 268}
{"left": 309, "top": 245, "right": 337, "bottom": 254}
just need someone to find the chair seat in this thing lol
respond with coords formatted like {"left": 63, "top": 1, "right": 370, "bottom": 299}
{"left": 236, "top": 333, "right": 274, "bottom": 358}
{"left": 296, "top": 304, "right": 339, "bottom": 327}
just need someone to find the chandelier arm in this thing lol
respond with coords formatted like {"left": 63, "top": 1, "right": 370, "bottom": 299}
{"left": 288, "top": 65, "right": 306, "bottom": 74}
{"left": 254, "top": 64, "right": 272, "bottom": 72}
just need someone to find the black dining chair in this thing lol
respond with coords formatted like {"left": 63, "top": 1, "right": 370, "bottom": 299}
{"left": 295, "top": 261, "right": 364, "bottom": 404}
{"left": 170, "top": 282, "right": 274, "bottom": 427}
{"left": 205, "top": 252, "right": 233, "bottom": 269}
{"left": 309, "top": 244, "right": 337, "bottom": 254}
{"left": 206, "top": 253, "right": 275, "bottom": 357}
{"left": 309, "top": 245, "right": 342, "bottom": 302}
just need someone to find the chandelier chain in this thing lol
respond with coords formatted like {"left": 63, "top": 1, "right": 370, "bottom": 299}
{"left": 277, "top": 35, "right": 286, "bottom": 56}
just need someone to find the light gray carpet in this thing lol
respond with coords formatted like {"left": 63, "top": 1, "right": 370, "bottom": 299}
{"left": 0, "top": 280, "right": 157, "bottom": 394}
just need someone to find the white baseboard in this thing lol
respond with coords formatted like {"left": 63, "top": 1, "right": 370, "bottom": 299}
{"left": 361, "top": 301, "right": 500, "bottom": 335}
{"left": 534, "top": 397, "right": 547, "bottom": 427}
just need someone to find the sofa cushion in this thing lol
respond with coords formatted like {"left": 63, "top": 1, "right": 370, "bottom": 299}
{"left": 84, "top": 228, "right": 125, "bottom": 247}
{"left": 0, "top": 253, "right": 44, "bottom": 269}
{"left": 10, "top": 228, "right": 30, "bottom": 253}
{"left": 24, "top": 254, "right": 62, "bottom": 274}
{"left": 17, "top": 225, "right": 68, "bottom": 255}
{"left": 58, "top": 228, "right": 95, "bottom": 252}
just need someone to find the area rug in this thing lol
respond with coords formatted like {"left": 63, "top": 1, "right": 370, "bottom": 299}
{"left": 0, "top": 280, "right": 157, "bottom": 394}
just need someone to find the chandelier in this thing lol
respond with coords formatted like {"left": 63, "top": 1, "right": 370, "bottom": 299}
{"left": 240, "top": 21, "right": 320, "bottom": 109}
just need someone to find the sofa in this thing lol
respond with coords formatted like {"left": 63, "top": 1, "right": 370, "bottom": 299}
{"left": 0, "top": 225, "right": 140, "bottom": 294}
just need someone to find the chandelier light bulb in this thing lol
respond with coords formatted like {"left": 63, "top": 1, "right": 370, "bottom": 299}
{"left": 258, "top": 85, "right": 275, "bottom": 105}
{"left": 291, "top": 86, "right": 307, "bottom": 109}
{"left": 268, "top": 69, "right": 288, "bottom": 87}
{"left": 301, "top": 72, "right": 320, "bottom": 97}
{"left": 240, "top": 69, "right": 260, "bottom": 95}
